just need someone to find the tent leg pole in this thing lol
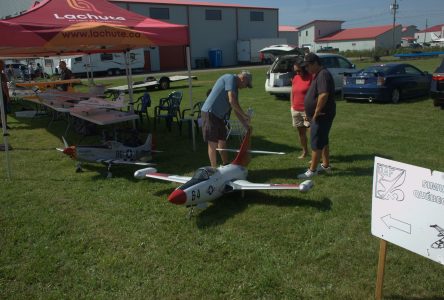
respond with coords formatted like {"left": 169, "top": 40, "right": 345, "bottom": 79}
{"left": 186, "top": 46, "right": 195, "bottom": 151}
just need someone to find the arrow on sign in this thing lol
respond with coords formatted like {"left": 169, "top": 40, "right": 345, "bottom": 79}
{"left": 381, "top": 214, "right": 411, "bottom": 234}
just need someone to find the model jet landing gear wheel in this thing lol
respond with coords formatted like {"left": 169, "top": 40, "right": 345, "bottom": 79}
{"left": 187, "top": 207, "right": 195, "bottom": 220}
{"left": 75, "top": 163, "right": 83, "bottom": 173}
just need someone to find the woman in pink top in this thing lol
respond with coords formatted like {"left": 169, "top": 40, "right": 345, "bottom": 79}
{"left": 290, "top": 59, "right": 312, "bottom": 159}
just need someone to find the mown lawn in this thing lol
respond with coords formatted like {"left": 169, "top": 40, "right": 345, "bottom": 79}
{"left": 0, "top": 57, "right": 443, "bottom": 299}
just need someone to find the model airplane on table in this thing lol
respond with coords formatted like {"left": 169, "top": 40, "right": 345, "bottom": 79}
{"left": 71, "top": 93, "right": 126, "bottom": 113}
{"left": 57, "top": 134, "right": 155, "bottom": 178}
{"left": 134, "top": 128, "right": 313, "bottom": 216}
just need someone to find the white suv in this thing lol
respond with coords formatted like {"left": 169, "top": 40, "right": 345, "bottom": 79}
{"left": 263, "top": 50, "right": 356, "bottom": 97}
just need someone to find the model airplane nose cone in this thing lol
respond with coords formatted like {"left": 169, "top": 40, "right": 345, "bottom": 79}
{"left": 168, "top": 189, "right": 187, "bottom": 205}
{"left": 63, "top": 146, "right": 76, "bottom": 158}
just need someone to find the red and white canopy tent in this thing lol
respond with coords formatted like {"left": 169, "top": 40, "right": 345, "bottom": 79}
{"left": 0, "top": 0, "right": 196, "bottom": 178}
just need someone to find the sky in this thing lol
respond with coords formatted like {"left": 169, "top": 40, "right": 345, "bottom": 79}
{"left": 203, "top": 0, "right": 443, "bottom": 29}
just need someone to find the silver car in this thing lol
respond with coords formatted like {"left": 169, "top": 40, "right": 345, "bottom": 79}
{"left": 262, "top": 48, "right": 356, "bottom": 97}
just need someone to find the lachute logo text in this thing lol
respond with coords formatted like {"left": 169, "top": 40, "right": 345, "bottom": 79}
{"left": 67, "top": 0, "right": 102, "bottom": 14}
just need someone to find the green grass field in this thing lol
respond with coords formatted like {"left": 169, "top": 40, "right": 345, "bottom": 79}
{"left": 1, "top": 57, "right": 443, "bottom": 299}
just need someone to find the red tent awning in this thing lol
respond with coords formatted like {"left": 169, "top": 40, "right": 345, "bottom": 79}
{"left": 0, "top": 0, "right": 189, "bottom": 57}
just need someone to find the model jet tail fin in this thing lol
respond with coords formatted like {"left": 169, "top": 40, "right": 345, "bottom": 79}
{"left": 143, "top": 134, "right": 152, "bottom": 150}
{"left": 62, "top": 136, "right": 69, "bottom": 148}
{"left": 232, "top": 127, "right": 252, "bottom": 166}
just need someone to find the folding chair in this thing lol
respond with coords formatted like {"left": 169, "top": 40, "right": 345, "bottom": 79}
{"left": 131, "top": 91, "right": 151, "bottom": 126}
{"left": 154, "top": 91, "right": 183, "bottom": 131}
{"left": 179, "top": 101, "right": 203, "bottom": 137}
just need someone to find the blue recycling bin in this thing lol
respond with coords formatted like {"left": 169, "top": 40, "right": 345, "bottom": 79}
{"left": 208, "top": 48, "right": 222, "bottom": 68}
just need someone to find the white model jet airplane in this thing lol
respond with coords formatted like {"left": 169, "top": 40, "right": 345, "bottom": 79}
{"left": 71, "top": 93, "right": 126, "bottom": 112}
{"left": 134, "top": 128, "right": 313, "bottom": 216}
{"left": 57, "top": 134, "right": 155, "bottom": 178}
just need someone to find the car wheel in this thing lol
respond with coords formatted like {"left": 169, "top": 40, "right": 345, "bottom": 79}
{"left": 391, "top": 88, "right": 400, "bottom": 104}
{"left": 114, "top": 69, "right": 121, "bottom": 76}
{"left": 107, "top": 69, "right": 114, "bottom": 76}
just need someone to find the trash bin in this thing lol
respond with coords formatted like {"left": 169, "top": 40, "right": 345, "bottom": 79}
{"left": 208, "top": 48, "right": 222, "bottom": 68}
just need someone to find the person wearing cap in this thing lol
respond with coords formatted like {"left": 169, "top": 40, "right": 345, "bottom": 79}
{"left": 201, "top": 71, "right": 252, "bottom": 168}
{"left": 298, "top": 53, "right": 336, "bottom": 179}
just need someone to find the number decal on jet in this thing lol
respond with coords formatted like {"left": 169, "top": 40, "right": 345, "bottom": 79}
{"left": 191, "top": 189, "right": 200, "bottom": 201}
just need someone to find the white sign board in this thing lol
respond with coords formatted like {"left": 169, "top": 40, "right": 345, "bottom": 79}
{"left": 371, "top": 157, "right": 444, "bottom": 265}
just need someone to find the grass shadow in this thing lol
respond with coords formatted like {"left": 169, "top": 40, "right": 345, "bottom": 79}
{"left": 196, "top": 192, "right": 331, "bottom": 228}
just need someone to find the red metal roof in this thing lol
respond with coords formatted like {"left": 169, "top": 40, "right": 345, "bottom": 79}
{"left": 317, "top": 24, "right": 400, "bottom": 42}
{"left": 110, "top": 0, "right": 276, "bottom": 10}
{"left": 417, "top": 24, "right": 444, "bottom": 33}
{"left": 279, "top": 25, "right": 298, "bottom": 32}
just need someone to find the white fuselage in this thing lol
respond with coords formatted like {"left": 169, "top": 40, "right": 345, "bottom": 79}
{"left": 178, "top": 164, "right": 248, "bottom": 207}
{"left": 76, "top": 141, "right": 151, "bottom": 163}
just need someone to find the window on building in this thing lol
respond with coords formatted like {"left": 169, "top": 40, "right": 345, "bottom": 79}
{"left": 74, "top": 57, "right": 82, "bottom": 62}
{"left": 100, "top": 53, "right": 113, "bottom": 61}
{"left": 250, "top": 11, "right": 264, "bottom": 22}
{"left": 306, "top": 31, "right": 308, "bottom": 36}
{"left": 318, "top": 30, "right": 321, "bottom": 36}
{"left": 150, "top": 7, "right": 169, "bottom": 20}
{"left": 206, "top": 9, "right": 222, "bottom": 20}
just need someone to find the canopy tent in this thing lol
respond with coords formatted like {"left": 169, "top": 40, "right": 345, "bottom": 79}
{"left": 0, "top": 0, "right": 196, "bottom": 179}
{"left": 0, "top": 0, "right": 188, "bottom": 57}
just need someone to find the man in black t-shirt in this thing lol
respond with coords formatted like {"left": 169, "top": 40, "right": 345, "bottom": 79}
{"left": 298, "top": 53, "right": 336, "bottom": 179}
{"left": 58, "top": 61, "right": 74, "bottom": 91}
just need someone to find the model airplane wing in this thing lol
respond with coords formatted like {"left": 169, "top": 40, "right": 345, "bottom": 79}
{"left": 217, "top": 148, "right": 285, "bottom": 155}
{"left": 97, "top": 159, "right": 154, "bottom": 166}
{"left": 133, "top": 167, "right": 191, "bottom": 183}
{"left": 228, "top": 179, "right": 313, "bottom": 192}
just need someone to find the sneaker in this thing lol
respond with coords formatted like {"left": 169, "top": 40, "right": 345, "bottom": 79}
{"left": 297, "top": 169, "right": 317, "bottom": 179}
{"left": 317, "top": 164, "right": 332, "bottom": 174}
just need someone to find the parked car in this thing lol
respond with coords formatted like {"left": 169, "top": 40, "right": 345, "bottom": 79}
{"left": 431, "top": 58, "right": 444, "bottom": 109}
{"left": 342, "top": 63, "right": 431, "bottom": 104}
{"left": 262, "top": 47, "right": 356, "bottom": 97}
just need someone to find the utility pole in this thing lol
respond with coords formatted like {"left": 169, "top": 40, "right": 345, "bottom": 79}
{"left": 423, "top": 18, "right": 428, "bottom": 44}
{"left": 390, "top": 0, "right": 399, "bottom": 50}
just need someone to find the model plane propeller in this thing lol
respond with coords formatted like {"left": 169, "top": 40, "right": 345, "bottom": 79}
{"left": 134, "top": 128, "right": 313, "bottom": 216}
{"left": 57, "top": 134, "right": 156, "bottom": 178}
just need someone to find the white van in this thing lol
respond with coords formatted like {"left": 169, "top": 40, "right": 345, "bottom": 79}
{"left": 66, "top": 48, "right": 145, "bottom": 77}
{"left": 261, "top": 46, "right": 356, "bottom": 97}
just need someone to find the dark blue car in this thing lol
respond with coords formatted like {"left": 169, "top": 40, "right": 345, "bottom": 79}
{"left": 342, "top": 63, "right": 431, "bottom": 104}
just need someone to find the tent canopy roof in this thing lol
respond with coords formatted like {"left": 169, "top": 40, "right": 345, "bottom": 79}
{"left": 0, "top": 0, "right": 189, "bottom": 57}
